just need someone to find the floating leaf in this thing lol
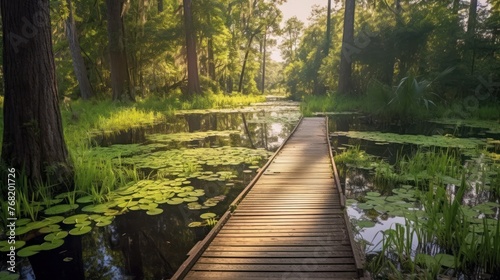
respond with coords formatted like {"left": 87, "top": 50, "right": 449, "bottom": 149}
{"left": 17, "top": 245, "right": 42, "bottom": 257}
{"left": 44, "top": 204, "right": 78, "bottom": 215}
{"left": 44, "top": 231, "right": 68, "bottom": 241}
{"left": 188, "top": 222, "right": 203, "bottom": 227}
{"left": 76, "top": 196, "right": 94, "bottom": 204}
{"left": 166, "top": 198, "right": 184, "bottom": 205}
{"left": 0, "top": 271, "right": 20, "bottom": 280}
{"left": 63, "top": 214, "right": 89, "bottom": 225}
{"left": 39, "top": 239, "right": 64, "bottom": 251}
{"left": 357, "top": 203, "right": 374, "bottom": 210}
{"left": 39, "top": 225, "right": 61, "bottom": 234}
{"left": 357, "top": 220, "right": 376, "bottom": 228}
{"left": 69, "top": 226, "right": 92, "bottom": 236}
{"left": 146, "top": 208, "right": 164, "bottom": 215}
{"left": 200, "top": 213, "right": 216, "bottom": 219}
{"left": 366, "top": 192, "right": 381, "bottom": 197}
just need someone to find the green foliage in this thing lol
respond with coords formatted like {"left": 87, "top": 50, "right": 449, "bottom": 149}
{"left": 300, "top": 93, "right": 363, "bottom": 116}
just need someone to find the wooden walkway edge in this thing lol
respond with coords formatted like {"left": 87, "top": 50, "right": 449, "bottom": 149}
{"left": 172, "top": 117, "right": 366, "bottom": 280}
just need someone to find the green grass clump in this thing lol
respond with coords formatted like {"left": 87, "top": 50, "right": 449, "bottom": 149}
{"left": 300, "top": 93, "right": 364, "bottom": 116}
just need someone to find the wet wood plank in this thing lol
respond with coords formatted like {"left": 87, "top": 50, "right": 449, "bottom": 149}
{"left": 172, "top": 118, "right": 365, "bottom": 279}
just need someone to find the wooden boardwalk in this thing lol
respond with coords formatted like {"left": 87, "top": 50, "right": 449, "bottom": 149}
{"left": 172, "top": 118, "right": 365, "bottom": 280}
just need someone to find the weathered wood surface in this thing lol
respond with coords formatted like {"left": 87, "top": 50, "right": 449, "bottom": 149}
{"left": 172, "top": 118, "right": 365, "bottom": 279}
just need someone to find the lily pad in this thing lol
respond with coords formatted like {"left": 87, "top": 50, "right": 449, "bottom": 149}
{"left": 63, "top": 214, "right": 89, "bottom": 225}
{"left": 44, "top": 204, "right": 79, "bottom": 215}
{"left": 39, "top": 225, "right": 61, "bottom": 234}
{"left": 146, "top": 208, "right": 164, "bottom": 215}
{"left": 69, "top": 226, "right": 92, "bottom": 236}
{"left": 166, "top": 198, "right": 184, "bottom": 205}
{"left": 0, "top": 271, "right": 19, "bottom": 280}
{"left": 76, "top": 196, "right": 94, "bottom": 204}
{"left": 44, "top": 231, "right": 68, "bottom": 241}
{"left": 17, "top": 245, "right": 42, "bottom": 257}
{"left": 356, "top": 220, "right": 376, "bottom": 228}
{"left": 188, "top": 222, "right": 203, "bottom": 227}
{"left": 39, "top": 239, "right": 64, "bottom": 250}
{"left": 200, "top": 212, "right": 216, "bottom": 219}
{"left": 357, "top": 203, "right": 374, "bottom": 210}
{"left": 366, "top": 192, "right": 381, "bottom": 197}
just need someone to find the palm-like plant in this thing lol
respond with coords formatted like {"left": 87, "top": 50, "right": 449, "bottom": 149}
{"left": 388, "top": 68, "right": 454, "bottom": 121}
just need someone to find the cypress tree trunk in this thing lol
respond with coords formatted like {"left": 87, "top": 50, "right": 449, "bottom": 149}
{"left": 1, "top": 0, "right": 74, "bottom": 191}
{"left": 66, "top": 0, "right": 93, "bottom": 100}
{"left": 106, "top": 0, "right": 134, "bottom": 101}
{"left": 467, "top": 0, "right": 478, "bottom": 74}
{"left": 183, "top": 0, "right": 201, "bottom": 97}
{"left": 261, "top": 32, "right": 267, "bottom": 94}
{"left": 338, "top": 0, "right": 356, "bottom": 94}
{"left": 158, "top": 0, "right": 163, "bottom": 13}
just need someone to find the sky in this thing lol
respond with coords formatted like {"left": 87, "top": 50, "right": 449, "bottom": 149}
{"left": 279, "top": 0, "right": 328, "bottom": 24}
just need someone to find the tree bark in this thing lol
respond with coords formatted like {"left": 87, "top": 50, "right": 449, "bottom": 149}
{"left": 325, "top": 0, "right": 332, "bottom": 56}
{"left": 158, "top": 0, "right": 163, "bottom": 13}
{"left": 338, "top": 0, "right": 356, "bottom": 94}
{"left": 207, "top": 14, "right": 216, "bottom": 81}
{"left": 1, "top": 0, "right": 74, "bottom": 191}
{"left": 467, "top": 0, "right": 478, "bottom": 74}
{"left": 183, "top": 0, "right": 201, "bottom": 97}
{"left": 106, "top": 0, "right": 134, "bottom": 101}
{"left": 238, "top": 32, "right": 257, "bottom": 93}
{"left": 66, "top": 0, "right": 93, "bottom": 100}
{"left": 261, "top": 32, "right": 267, "bottom": 94}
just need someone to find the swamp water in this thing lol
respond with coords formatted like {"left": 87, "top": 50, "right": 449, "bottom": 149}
{"left": 328, "top": 114, "right": 500, "bottom": 279}
{"left": 0, "top": 101, "right": 300, "bottom": 280}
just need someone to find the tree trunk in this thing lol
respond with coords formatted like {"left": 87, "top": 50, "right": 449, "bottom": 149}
{"left": 325, "top": 0, "right": 332, "bottom": 56}
{"left": 66, "top": 0, "right": 93, "bottom": 100}
{"left": 106, "top": 0, "right": 134, "bottom": 101}
{"left": 238, "top": 32, "right": 257, "bottom": 93}
{"left": 158, "top": 0, "right": 163, "bottom": 13}
{"left": 207, "top": 14, "right": 216, "bottom": 81}
{"left": 467, "top": 0, "right": 478, "bottom": 74}
{"left": 261, "top": 32, "right": 267, "bottom": 94}
{"left": 1, "top": 0, "right": 73, "bottom": 191}
{"left": 183, "top": 0, "right": 201, "bottom": 97}
{"left": 207, "top": 37, "right": 216, "bottom": 80}
{"left": 338, "top": 0, "right": 356, "bottom": 94}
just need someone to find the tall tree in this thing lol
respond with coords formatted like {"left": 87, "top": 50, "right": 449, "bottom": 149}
{"left": 279, "top": 17, "right": 304, "bottom": 62}
{"left": 66, "top": 0, "right": 93, "bottom": 100}
{"left": 325, "top": 0, "right": 332, "bottom": 56}
{"left": 1, "top": 0, "right": 73, "bottom": 190}
{"left": 183, "top": 0, "right": 201, "bottom": 96}
{"left": 338, "top": 0, "right": 356, "bottom": 94}
{"left": 158, "top": 0, "right": 163, "bottom": 13}
{"left": 467, "top": 0, "right": 478, "bottom": 74}
{"left": 106, "top": 0, "right": 134, "bottom": 101}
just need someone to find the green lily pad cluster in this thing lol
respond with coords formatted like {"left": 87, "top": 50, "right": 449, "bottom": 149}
{"left": 147, "top": 130, "right": 240, "bottom": 143}
{"left": 116, "top": 146, "right": 271, "bottom": 177}
{"left": 348, "top": 188, "right": 420, "bottom": 228}
{"left": 430, "top": 118, "right": 500, "bottom": 135}
{"left": 87, "top": 143, "right": 168, "bottom": 160}
{"left": 332, "top": 131, "right": 486, "bottom": 150}
{"left": 0, "top": 213, "right": 115, "bottom": 258}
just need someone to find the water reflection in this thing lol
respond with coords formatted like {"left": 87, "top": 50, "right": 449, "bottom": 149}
{"left": 0, "top": 101, "right": 300, "bottom": 279}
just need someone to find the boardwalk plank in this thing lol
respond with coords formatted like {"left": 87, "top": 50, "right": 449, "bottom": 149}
{"left": 172, "top": 118, "right": 364, "bottom": 279}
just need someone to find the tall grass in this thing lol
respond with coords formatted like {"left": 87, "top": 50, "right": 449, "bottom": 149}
{"left": 300, "top": 93, "right": 364, "bottom": 116}
{"left": 396, "top": 148, "right": 463, "bottom": 187}
{"left": 369, "top": 174, "right": 500, "bottom": 278}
